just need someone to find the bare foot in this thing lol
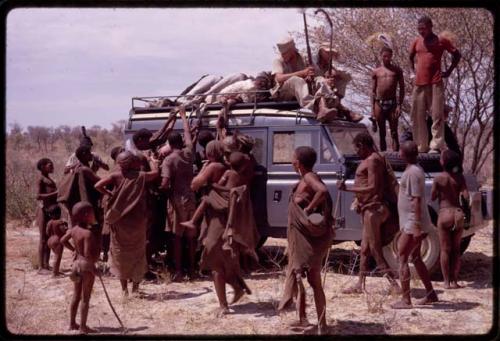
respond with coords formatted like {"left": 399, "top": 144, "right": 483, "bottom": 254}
{"left": 180, "top": 221, "right": 197, "bottom": 230}
{"left": 450, "top": 282, "right": 463, "bottom": 289}
{"left": 415, "top": 291, "right": 438, "bottom": 305}
{"left": 80, "top": 325, "right": 96, "bottom": 334}
{"left": 341, "top": 285, "right": 363, "bottom": 295}
{"left": 37, "top": 268, "right": 51, "bottom": 275}
{"left": 216, "top": 306, "right": 230, "bottom": 318}
{"left": 69, "top": 323, "right": 80, "bottom": 331}
{"left": 385, "top": 282, "right": 402, "bottom": 295}
{"left": 390, "top": 300, "right": 413, "bottom": 309}
{"left": 444, "top": 281, "right": 451, "bottom": 289}
{"left": 122, "top": 289, "right": 129, "bottom": 302}
{"left": 230, "top": 288, "right": 245, "bottom": 305}
{"left": 289, "top": 319, "right": 312, "bottom": 328}
{"left": 303, "top": 323, "right": 328, "bottom": 335}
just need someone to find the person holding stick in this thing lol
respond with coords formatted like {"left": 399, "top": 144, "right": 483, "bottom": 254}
{"left": 60, "top": 201, "right": 101, "bottom": 334}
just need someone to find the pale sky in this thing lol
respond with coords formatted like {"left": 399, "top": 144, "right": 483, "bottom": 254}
{"left": 6, "top": 8, "right": 319, "bottom": 130}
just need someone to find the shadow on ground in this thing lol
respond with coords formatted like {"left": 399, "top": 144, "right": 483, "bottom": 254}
{"left": 138, "top": 287, "right": 212, "bottom": 301}
{"left": 231, "top": 300, "right": 279, "bottom": 318}
{"left": 94, "top": 326, "right": 148, "bottom": 333}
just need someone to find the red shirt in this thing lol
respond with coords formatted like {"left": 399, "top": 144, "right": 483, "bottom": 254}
{"left": 410, "top": 35, "right": 457, "bottom": 86}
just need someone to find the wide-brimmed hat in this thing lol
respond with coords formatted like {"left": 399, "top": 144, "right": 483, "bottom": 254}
{"left": 319, "top": 42, "right": 339, "bottom": 58}
{"left": 277, "top": 36, "right": 297, "bottom": 54}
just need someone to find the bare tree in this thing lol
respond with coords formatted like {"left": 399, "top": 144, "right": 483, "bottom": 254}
{"left": 295, "top": 8, "right": 493, "bottom": 176}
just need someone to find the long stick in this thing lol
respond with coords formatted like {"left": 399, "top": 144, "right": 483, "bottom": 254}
{"left": 98, "top": 273, "right": 127, "bottom": 333}
{"left": 302, "top": 11, "right": 314, "bottom": 95}
{"left": 314, "top": 9, "right": 334, "bottom": 76}
{"left": 322, "top": 189, "right": 341, "bottom": 287}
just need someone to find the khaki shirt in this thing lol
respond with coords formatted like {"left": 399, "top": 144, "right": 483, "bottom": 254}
{"left": 271, "top": 53, "right": 307, "bottom": 75}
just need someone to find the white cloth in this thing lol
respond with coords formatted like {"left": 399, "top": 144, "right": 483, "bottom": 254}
{"left": 398, "top": 164, "right": 433, "bottom": 235}
{"left": 65, "top": 152, "right": 105, "bottom": 169}
{"left": 213, "top": 79, "right": 257, "bottom": 103}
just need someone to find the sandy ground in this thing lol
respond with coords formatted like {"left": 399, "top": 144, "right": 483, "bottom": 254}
{"left": 5, "top": 221, "right": 495, "bottom": 337}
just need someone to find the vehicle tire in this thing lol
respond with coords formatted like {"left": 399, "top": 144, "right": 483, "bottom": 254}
{"left": 460, "top": 235, "right": 473, "bottom": 255}
{"left": 384, "top": 151, "right": 442, "bottom": 173}
{"left": 382, "top": 206, "right": 441, "bottom": 277}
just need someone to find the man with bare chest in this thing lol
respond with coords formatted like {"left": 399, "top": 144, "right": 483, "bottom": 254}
{"left": 337, "top": 133, "right": 400, "bottom": 294}
{"left": 371, "top": 46, "right": 405, "bottom": 151}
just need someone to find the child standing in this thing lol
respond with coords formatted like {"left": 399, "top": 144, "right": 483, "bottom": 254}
{"left": 60, "top": 201, "right": 101, "bottom": 333}
{"left": 46, "top": 204, "right": 74, "bottom": 277}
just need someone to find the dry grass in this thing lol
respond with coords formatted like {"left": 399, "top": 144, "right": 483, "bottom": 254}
{"left": 4, "top": 223, "right": 495, "bottom": 336}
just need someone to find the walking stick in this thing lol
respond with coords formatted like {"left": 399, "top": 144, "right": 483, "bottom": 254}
{"left": 301, "top": 10, "right": 315, "bottom": 95}
{"left": 97, "top": 273, "right": 127, "bottom": 333}
{"left": 314, "top": 9, "right": 334, "bottom": 77}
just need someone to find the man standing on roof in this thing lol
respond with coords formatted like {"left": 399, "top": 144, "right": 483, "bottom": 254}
{"left": 409, "top": 15, "right": 461, "bottom": 154}
{"left": 271, "top": 36, "right": 363, "bottom": 122}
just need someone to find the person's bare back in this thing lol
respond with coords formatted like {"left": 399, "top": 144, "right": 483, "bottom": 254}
{"left": 353, "top": 153, "right": 385, "bottom": 206}
{"left": 71, "top": 225, "right": 100, "bottom": 264}
{"left": 432, "top": 172, "right": 466, "bottom": 209}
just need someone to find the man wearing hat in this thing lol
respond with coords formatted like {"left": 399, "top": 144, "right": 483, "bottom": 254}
{"left": 271, "top": 36, "right": 337, "bottom": 119}
{"left": 314, "top": 42, "right": 364, "bottom": 122}
{"left": 271, "top": 37, "right": 363, "bottom": 122}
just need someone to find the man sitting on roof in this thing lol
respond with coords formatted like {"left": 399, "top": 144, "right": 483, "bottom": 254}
{"left": 270, "top": 36, "right": 363, "bottom": 123}
{"left": 314, "top": 42, "right": 364, "bottom": 122}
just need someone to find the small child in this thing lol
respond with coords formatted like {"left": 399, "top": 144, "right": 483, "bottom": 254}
{"left": 181, "top": 151, "right": 247, "bottom": 230}
{"left": 60, "top": 201, "right": 101, "bottom": 334}
{"left": 431, "top": 150, "right": 469, "bottom": 289}
{"left": 46, "top": 204, "right": 74, "bottom": 277}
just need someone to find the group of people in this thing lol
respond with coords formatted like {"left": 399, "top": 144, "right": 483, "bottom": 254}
{"left": 32, "top": 14, "right": 469, "bottom": 335}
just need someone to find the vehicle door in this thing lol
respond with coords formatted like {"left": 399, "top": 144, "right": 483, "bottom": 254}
{"left": 266, "top": 126, "right": 320, "bottom": 237}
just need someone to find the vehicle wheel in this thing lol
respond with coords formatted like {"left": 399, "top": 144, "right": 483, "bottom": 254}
{"left": 382, "top": 228, "right": 441, "bottom": 278}
{"left": 460, "top": 235, "right": 473, "bottom": 255}
{"left": 382, "top": 206, "right": 441, "bottom": 277}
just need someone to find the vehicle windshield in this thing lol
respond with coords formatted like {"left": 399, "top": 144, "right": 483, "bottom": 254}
{"left": 326, "top": 126, "right": 367, "bottom": 155}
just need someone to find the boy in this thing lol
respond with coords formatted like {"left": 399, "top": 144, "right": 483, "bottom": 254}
{"left": 371, "top": 46, "right": 404, "bottom": 151}
{"left": 60, "top": 201, "right": 101, "bottom": 333}
{"left": 46, "top": 204, "right": 74, "bottom": 277}
{"left": 391, "top": 141, "right": 438, "bottom": 309}
{"left": 278, "top": 146, "right": 333, "bottom": 335}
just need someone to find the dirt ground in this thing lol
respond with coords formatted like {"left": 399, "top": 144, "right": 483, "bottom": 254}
{"left": 4, "top": 220, "right": 496, "bottom": 337}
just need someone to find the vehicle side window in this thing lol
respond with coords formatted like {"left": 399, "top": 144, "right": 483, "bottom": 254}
{"left": 272, "top": 131, "right": 314, "bottom": 164}
{"left": 244, "top": 130, "right": 266, "bottom": 165}
{"left": 320, "top": 132, "right": 335, "bottom": 164}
